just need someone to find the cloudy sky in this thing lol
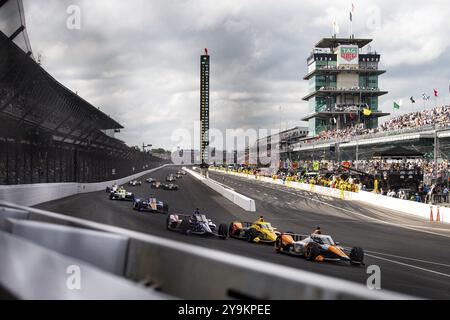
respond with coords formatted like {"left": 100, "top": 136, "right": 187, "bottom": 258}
{"left": 21, "top": 0, "right": 450, "bottom": 150}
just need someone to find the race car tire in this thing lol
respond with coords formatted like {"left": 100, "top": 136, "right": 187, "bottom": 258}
{"left": 306, "top": 243, "right": 320, "bottom": 261}
{"left": 228, "top": 223, "right": 235, "bottom": 237}
{"left": 275, "top": 235, "right": 283, "bottom": 253}
{"left": 106, "top": 187, "right": 110, "bottom": 193}
{"left": 109, "top": 193, "right": 114, "bottom": 200}
{"left": 166, "top": 215, "right": 172, "bottom": 230}
{"left": 162, "top": 203, "right": 169, "bottom": 214}
{"left": 350, "top": 247, "right": 364, "bottom": 264}
{"left": 246, "top": 228, "right": 258, "bottom": 242}
{"left": 218, "top": 223, "right": 228, "bottom": 239}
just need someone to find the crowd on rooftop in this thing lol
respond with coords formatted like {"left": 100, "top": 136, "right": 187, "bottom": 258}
{"left": 309, "top": 105, "right": 450, "bottom": 144}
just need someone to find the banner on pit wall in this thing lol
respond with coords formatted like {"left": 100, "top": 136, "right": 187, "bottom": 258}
{"left": 337, "top": 45, "right": 359, "bottom": 67}
{"left": 342, "top": 161, "right": 351, "bottom": 171}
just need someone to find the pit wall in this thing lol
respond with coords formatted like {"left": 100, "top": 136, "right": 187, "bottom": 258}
{"left": 209, "top": 168, "right": 449, "bottom": 223}
{"left": 183, "top": 167, "right": 256, "bottom": 212}
{"left": 0, "top": 164, "right": 172, "bottom": 207}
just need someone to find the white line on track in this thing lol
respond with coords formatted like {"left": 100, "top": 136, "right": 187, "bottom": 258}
{"left": 364, "top": 250, "right": 450, "bottom": 268}
{"left": 290, "top": 192, "right": 450, "bottom": 239}
{"left": 366, "top": 253, "right": 450, "bottom": 278}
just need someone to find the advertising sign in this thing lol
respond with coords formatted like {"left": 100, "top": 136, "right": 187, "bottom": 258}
{"left": 337, "top": 45, "right": 359, "bottom": 67}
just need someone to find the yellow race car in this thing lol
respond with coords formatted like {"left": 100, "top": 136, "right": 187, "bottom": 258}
{"left": 229, "top": 217, "right": 279, "bottom": 243}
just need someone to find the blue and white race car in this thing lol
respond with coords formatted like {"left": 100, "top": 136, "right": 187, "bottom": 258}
{"left": 132, "top": 196, "right": 168, "bottom": 214}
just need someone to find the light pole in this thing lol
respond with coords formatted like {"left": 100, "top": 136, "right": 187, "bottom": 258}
{"left": 142, "top": 143, "right": 152, "bottom": 152}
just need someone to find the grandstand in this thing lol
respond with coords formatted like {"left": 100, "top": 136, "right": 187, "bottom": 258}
{"left": 0, "top": 0, "right": 165, "bottom": 185}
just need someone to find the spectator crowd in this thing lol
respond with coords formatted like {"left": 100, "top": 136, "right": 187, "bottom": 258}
{"left": 214, "top": 157, "right": 450, "bottom": 204}
{"left": 307, "top": 105, "right": 450, "bottom": 144}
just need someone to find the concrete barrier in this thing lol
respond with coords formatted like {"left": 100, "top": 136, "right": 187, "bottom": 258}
{"left": 183, "top": 167, "right": 256, "bottom": 212}
{"left": 0, "top": 164, "right": 172, "bottom": 207}
{"left": 358, "top": 191, "right": 450, "bottom": 223}
{"left": 209, "top": 168, "right": 450, "bottom": 224}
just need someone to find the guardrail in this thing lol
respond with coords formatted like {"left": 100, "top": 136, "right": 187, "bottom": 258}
{"left": 0, "top": 164, "right": 174, "bottom": 206}
{"left": 0, "top": 201, "right": 415, "bottom": 299}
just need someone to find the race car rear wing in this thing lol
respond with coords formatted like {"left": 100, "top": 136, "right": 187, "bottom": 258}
{"left": 282, "top": 233, "right": 310, "bottom": 242}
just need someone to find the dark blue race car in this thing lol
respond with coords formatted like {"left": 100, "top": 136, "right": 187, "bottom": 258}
{"left": 132, "top": 197, "right": 168, "bottom": 214}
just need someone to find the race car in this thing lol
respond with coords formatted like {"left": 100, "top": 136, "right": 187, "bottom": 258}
{"left": 145, "top": 177, "right": 155, "bottom": 183}
{"left": 132, "top": 197, "right": 168, "bottom": 214}
{"left": 166, "top": 174, "right": 176, "bottom": 182}
{"left": 176, "top": 173, "right": 182, "bottom": 179}
{"left": 151, "top": 181, "right": 163, "bottom": 189}
{"left": 109, "top": 187, "right": 135, "bottom": 201}
{"left": 163, "top": 183, "right": 179, "bottom": 191}
{"left": 167, "top": 213, "right": 228, "bottom": 239}
{"left": 106, "top": 184, "right": 118, "bottom": 193}
{"left": 180, "top": 170, "right": 187, "bottom": 176}
{"left": 275, "top": 232, "right": 365, "bottom": 265}
{"left": 229, "top": 217, "right": 279, "bottom": 243}
{"left": 128, "top": 180, "right": 142, "bottom": 186}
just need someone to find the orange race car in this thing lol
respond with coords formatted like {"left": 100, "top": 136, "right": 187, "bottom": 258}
{"left": 275, "top": 232, "right": 365, "bottom": 265}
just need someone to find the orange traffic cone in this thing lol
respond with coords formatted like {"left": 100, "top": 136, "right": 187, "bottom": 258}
{"left": 430, "top": 206, "right": 434, "bottom": 222}
{"left": 436, "top": 207, "right": 441, "bottom": 222}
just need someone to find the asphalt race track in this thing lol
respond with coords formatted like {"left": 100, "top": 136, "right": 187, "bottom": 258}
{"left": 36, "top": 166, "right": 450, "bottom": 299}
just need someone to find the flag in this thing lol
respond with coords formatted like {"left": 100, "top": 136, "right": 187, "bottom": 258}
{"left": 363, "top": 108, "right": 372, "bottom": 116}
{"left": 333, "top": 21, "right": 340, "bottom": 34}
{"left": 422, "top": 93, "right": 430, "bottom": 101}
{"left": 313, "top": 161, "right": 319, "bottom": 171}
{"left": 434, "top": 89, "right": 438, "bottom": 97}
{"left": 393, "top": 102, "right": 400, "bottom": 109}
{"left": 410, "top": 96, "right": 416, "bottom": 103}
{"left": 350, "top": 3, "right": 355, "bottom": 21}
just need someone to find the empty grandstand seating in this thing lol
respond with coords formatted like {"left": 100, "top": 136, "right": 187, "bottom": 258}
{"left": 0, "top": 29, "right": 167, "bottom": 185}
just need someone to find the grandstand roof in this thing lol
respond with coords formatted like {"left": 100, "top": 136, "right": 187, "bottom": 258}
{"left": 0, "top": 31, "right": 123, "bottom": 130}
{"left": 303, "top": 68, "right": 386, "bottom": 81}
{"left": 0, "top": 30, "right": 130, "bottom": 154}
{"left": 315, "top": 38, "right": 372, "bottom": 49}
{"left": 302, "top": 89, "right": 388, "bottom": 101}
{"left": 373, "top": 146, "right": 423, "bottom": 158}
{"left": 301, "top": 111, "right": 390, "bottom": 121}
